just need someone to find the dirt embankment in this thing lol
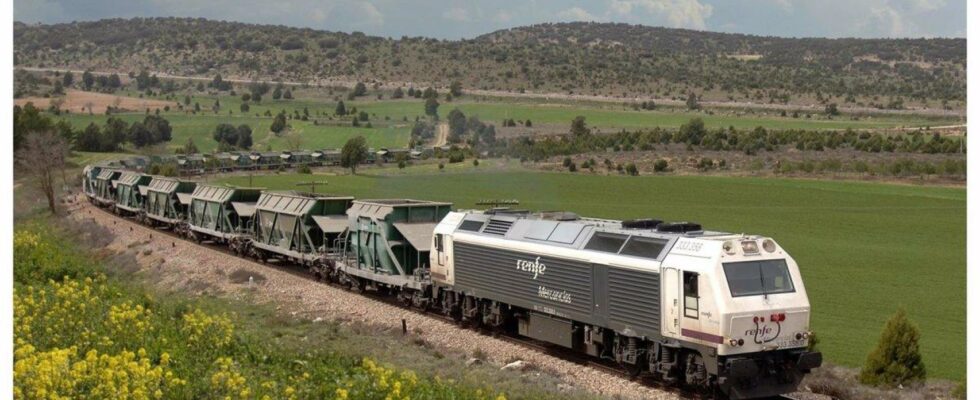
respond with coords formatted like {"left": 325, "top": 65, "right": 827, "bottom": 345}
{"left": 16, "top": 89, "right": 177, "bottom": 114}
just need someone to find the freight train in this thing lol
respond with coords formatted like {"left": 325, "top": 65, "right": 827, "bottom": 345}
{"left": 80, "top": 164, "right": 822, "bottom": 399}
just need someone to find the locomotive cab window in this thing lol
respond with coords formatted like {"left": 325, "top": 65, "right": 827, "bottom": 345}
{"left": 683, "top": 271, "right": 699, "bottom": 318}
{"left": 434, "top": 234, "right": 444, "bottom": 252}
{"left": 723, "top": 259, "right": 795, "bottom": 297}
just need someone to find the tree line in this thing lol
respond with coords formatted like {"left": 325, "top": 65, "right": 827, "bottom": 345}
{"left": 14, "top": 103, "right": 172, "bottom": 153}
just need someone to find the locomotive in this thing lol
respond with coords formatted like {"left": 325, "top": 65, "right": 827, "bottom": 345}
{"left": 80, "top": 164, "right": 822, "bottom": 399}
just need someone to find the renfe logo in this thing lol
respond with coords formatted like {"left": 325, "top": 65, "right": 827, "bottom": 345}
{"left": 516, "top": 257, "right": 547, "bottom": 279}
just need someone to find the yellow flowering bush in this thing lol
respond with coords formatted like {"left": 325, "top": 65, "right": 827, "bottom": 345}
{"left": 181, "top": 308, "right": 235, "bottom": 348}
{"left": 14, "top": 343, "right": 183, "bottom": 400}
{"left": 14, "top": 227, "right": 519, "bottom": 400}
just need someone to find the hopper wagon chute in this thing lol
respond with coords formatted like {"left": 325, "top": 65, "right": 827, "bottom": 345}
{"left": 338, "top": 199, "right": 452, "bottom": 292}
{"left": 248, "top": 191, "right": 354, "bottom": 271}
{"left": 113, "top": 172, "right": 153, "bottom": 215}
{"left": 186, "top": 184, "right": 263, "bottom": 245}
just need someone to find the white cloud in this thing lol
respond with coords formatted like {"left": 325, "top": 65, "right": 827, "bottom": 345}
{"left": 358, "top": 1, "right": 384, "bottom": 27}
{"left": 558, "top": 6, "right": 600, "bottom": 21}
{"left": 442, "top": 7, "right": 470, "bottom": 22}
{"left": 607, "top": 0, "right": 713, "bottom": 30}
{"left": 493, "top": 10, "right": 513, "bottom": 23}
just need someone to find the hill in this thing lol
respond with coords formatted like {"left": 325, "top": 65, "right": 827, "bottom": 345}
{"left": 14, "top": 18, "right": 965, "bottom": 108}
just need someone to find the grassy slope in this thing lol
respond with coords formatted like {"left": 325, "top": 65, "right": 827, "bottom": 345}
{"left": 219, "top": 168, "right": 966, "bottom": 381}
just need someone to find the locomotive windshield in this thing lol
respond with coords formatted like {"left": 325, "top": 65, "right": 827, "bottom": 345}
{"left": 723, "top": 259, "right": 795, "bottom": 297}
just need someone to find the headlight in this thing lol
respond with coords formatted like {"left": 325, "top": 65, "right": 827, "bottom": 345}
{"left": 723, "top": 241, "right": 736, "bottom": 255}
{"left": 762, "top": 239, "right": 776, "bottom": 252}
{"left": 741, "top": 240, "right": 759, "bottom": 254}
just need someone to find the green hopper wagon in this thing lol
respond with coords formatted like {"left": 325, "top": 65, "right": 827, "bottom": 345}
{"left": 143, "top": 177, "right": 197, "bottom": 226}
{"left": 187, "top": 185, "right": 263, "bottom": 243}
{"left": 92, "top": 168, "right": 121, "bottom": 206}
{"left": 250, "top": 191, "right": 354, "bottom": 265}
{"left": 113, "top": 172, "right": 152, "bottom": 214}
{"left": 341, "top": 199, "right": 452, "bottom": 289}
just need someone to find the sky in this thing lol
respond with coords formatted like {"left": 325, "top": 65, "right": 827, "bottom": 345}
{"left": 14, "top": 0, "right": 966, "bottom": 39}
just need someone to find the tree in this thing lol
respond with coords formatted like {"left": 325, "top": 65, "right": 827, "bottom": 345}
{"left": 241, "top": 93, "right": 251, "bottom": 102}
{"left": 213, "top": 123, "right": 238, "bottom": 147}
{"left": 135, "top": 69, "right": 153, "bottom": 90}
{"left": 825, "top": 103, "right": 840, "bottom": 116}
{"left": 82, "top": 70, "right": 95, "bottom": 90}
{"left": 62, "top": 71, "right": 74, "bottom": 87}
{"left": 182, "top": 137, "right": 199, "bottom": 154}
{"left": 447, "top": 108, "right": 467, "bottom": 142}
{"left": 183, "top": 95, "right": 191, "bottom": 105}
{"left": 75, "top": 123, "right": 103, "bottom": 152}
{"left": 340, "top": 136, "right": 369, "bottom": 174}
{"left": 283, "top": 89, "right": 293, "bottom": 99}
{"left": 240, "top": 102, "right": 250, "bottom": 113}
{"left": 14, "top": 103, "right": 53, "bottom": 150}
{"left": 625, "top": 163, "right": 639, "bottom": 176}
{"left": 335, "top": 101, "right": 347, "bottom": 116}
{"left": 392, "top": 87, "right": 404, "bottom": 99}
{"left": 103, "top": 117, "right": 129, "bottom": 150}
{"left": 236, "top": 125, "right": 253, "bottom": 149}
{"left": 352, "top": 82, "right": 367, "bottom": 97}
{"left": 422, "top": 87, "right": 438, "bottom": 99}
{"left": 686, "top": 92, "right": 700, "bottom": 110}
{"left": 859, "top": 309, "right": 926, "bottom": 387}
{"left": 570, "top": 116, "right": 590, "bottom": 137}
{"left": 449, "top": 81, "right": 463, "bottom": 97}
{"left": 272, "top": 86, "right": 283, "bottom": 100}
{"left": 128, "top": 121, "right": 151, "bottom": 147}
{"left": 270, "top": 112, "right": 287, "bottom": 134}
{"left": 424, "top": 97, "right": 440, "bottom": 118}
{"left": 17, "top": 131, "right": 68, "bottom": 213}
{"left": 211, "top": 74, "right": 231, "bottom": 91}
{"left": 143, "top": 115, "right": 172, "bottom": 143}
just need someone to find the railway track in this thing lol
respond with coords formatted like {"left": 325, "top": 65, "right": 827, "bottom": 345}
{"left": 82, "top": 199, "right": 802, "bottom": 400}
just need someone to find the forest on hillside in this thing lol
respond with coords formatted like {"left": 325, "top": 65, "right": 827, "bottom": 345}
{"left": 14, "top": 18, "right": 966, "bottom": 107}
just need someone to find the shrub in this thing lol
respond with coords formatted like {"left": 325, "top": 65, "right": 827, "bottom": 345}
{"left": 859, "top": 309, "right": 926, "bottom": 387}
{"left": 625, "top": 163, "right": 639, "bottom": 176}
{"left": 654, "top": 159, "right": 668, "bottom": 172}
{"left": 298, "top": 165, "right": 312, "bottom": 174}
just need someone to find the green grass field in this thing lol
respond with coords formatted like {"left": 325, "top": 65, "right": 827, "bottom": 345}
{"left": 219, "top": 167, "right": 966, "bottom": 381}
{"left": 48, "top": 91, "right": 955, "bottom": 156}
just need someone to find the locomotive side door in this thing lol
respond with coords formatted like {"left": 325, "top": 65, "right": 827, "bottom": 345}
{"left": 663, "top": 267, "right": 680, "bottom": 336}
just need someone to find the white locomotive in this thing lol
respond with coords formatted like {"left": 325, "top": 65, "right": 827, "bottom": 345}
{"left": 430, "top": 210, "right": 822, "bottom": 399}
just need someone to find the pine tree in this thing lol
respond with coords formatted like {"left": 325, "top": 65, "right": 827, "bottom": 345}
{"left": 859, "top": 309, "right": 926, "bottom": 387}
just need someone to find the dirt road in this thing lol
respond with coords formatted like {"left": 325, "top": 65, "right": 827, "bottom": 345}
{"left": 434, "top": 122, "right": 449, "bottom": 147}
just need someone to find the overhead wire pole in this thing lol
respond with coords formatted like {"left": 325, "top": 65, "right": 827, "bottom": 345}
{"left": 296, "top": 181, "right": 329, "bottom": 194}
